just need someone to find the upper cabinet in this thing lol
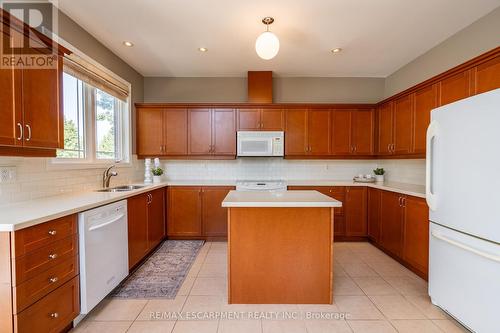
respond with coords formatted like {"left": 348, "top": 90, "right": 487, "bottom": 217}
{"left": 413, "top": 85, "right": 438, "bottom": 154}
{"left": 237, "top": 108, "right": 283, "bottom": 131}
{"left": 332, "top": 109, "right": 374, "bottom": 156}
{"left": 376, "top": 102, "right": 394, "bottom": 155}
{"left": 285, "top": 108, "right": 331, "bottom": 156}
{"left": 0, "top": 21, "right": 65, "bottom": 155}
{"left": 474, "top": 56, "right": 500, "bottom": 94}
{"left": 438, "top": 70, "right": 472, "bottom": 106}
{"left": 392, "top": 95, "right": 413, "bottom": 155}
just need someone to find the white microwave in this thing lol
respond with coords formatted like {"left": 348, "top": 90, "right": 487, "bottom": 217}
{"left": 237, "top": 131, "right": 284, "bottom": 157}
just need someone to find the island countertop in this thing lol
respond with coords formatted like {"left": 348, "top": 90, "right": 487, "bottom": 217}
{"left": 222, "top": 190, "right": 342, "bottom": 208}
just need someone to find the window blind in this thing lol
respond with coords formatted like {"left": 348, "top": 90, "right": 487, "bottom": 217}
{"left": 63, "top": 53, "right": 129, "bottom": 101}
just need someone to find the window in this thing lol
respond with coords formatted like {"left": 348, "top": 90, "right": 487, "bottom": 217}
{"left": 56, "top": 72, "right": 129, "bottom": 164}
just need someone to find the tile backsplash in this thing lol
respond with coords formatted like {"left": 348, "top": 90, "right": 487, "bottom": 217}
{"left": 0, "top": 156, "right": 425, "bottom": 205}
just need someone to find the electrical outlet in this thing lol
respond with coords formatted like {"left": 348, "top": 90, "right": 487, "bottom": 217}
{"left": 0, "top": 166, "right": 16, "bottom": 183}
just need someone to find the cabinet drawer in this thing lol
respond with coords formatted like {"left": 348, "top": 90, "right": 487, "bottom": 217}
{"left": 13, "top": 215, "right": 77, "bottom": 257}
{"left": 13, "top": 235, "right": 78, "bottom": 285}
{"left": 14, "top": 276, "right": 80, "bottom": 333}
{"left": 13, "top": 256, "right": 79, "bottom": 313}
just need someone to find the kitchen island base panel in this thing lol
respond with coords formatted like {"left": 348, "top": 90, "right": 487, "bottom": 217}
{"left": 228, "top": 207, "right": 333, "bottom": 304}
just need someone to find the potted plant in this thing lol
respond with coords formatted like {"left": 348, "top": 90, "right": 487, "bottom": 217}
{"left": 373, "top": 168, "right": 385, "bottom": 182}
{"left": 152, "top": 167, "right": 164, "bottom": 183}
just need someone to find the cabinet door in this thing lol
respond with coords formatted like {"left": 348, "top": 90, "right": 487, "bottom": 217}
{"left": 147, "top": 189, "right": 165, "bottom": 250}
{"left": 213, "top": 109, "right": 236, "bottom": 155}
{"left": 439, "top": 70, "right": 472, "bottom": 106}
{"left": 261, "top": 109, "right": 284, "bottom": 130}
{"left": 331, "top": 109, "right": 352, "bottom": 155}
{"left": 377, "top": 102, "right": 393, "bottom": 155}
{"left": 285, "top": 109, "right": 308, "bottom": 155}
{"left": 164, "top": 109, "right": 188, "bottom": 155}
{"left": 403, "top": 196, "right": 429, "bottom": 277}
{"left": 308, "top": 109, "right": 331, "bottom": 155}
{"left": 413, "top": 85, "right": 438, "bottom": 154}
{"left": 367, "top": 188, "right": 381, "bottom": 242}
{"left": 393, "top": 95, "right": 413, "bottom": 155}
{"left": 167, "top": 187, "right": 202, "bottom": 236}
{"left": 202, "top": 186, "right": 234, "bottom": 237}
{"left": 137, "top": 108, "right": 164, "bottom": 156}
{"left": 188, "top": 109, "right": 212, "bottom": 155}
{"left": 128, "top": 194, "right": 149, "bottom": 269}
{"left": 379, "top": 191, "right": 403, "bottom": 257}
{"left": 352, "top": 109, "right": 374, "bottom": 155}
{"left": 22, "top": 55, "right": 63, "bottom": 149}
{"left": 474, "top": 56, "right": 500, "bottom": 94}
{"left": 0, "top": 30, "right": 21, "bottom": 147}
{"left": 345, "top": 187, "right": 367, "bottom": 237}
{"left": 237, "top": 109, "right": 260, "bottom": 130}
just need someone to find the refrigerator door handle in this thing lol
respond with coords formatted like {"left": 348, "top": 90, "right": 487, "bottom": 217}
{"left": 431, "top": 230, "right": 500, "bottom": 263}
{"left": 426, "top": 120, "right": 439, "bottom": 211}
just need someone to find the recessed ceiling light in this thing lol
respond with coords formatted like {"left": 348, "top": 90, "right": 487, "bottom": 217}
{"left": 123, "top": 41, "right": 134, "bottom": 47}
{"left": 198, "top": 47, "right": 208, "bottom": 52}
{"left": 331, "top": 48, "right": 342, "bottom": 54}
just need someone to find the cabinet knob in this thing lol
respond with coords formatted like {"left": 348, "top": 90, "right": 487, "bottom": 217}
{"left": 50, "top": 312, "right": 59, "bottom": 319}
{"left": 48, "top": 230, "right": 57, "bottom": 236}
{"left": 48, "top": 253, "right": 58, "bottom": 260}
{"left": 48, "top": 277, "right": 58, "bottom": 283}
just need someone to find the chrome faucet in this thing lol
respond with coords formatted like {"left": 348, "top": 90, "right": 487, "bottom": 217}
{"left": 102, "top": 164, "right": 118, "bottom": 188}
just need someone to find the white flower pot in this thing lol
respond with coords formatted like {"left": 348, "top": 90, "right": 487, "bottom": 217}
{"left": 375, "top": 175, "right": 384, "bottom": 183}
{"left": 153, "top": 175, "right": 162, "bottom": 183}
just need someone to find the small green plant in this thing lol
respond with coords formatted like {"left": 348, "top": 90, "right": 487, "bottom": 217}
{"left": 373, "top": 168, "right": 385, "bottom": 175}
{"left": 152, "top": 167, "right": 164, "bottom": 176}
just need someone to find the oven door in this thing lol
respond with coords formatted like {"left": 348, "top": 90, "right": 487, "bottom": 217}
{"left": 237, "top": 134, "right": 273, "bottom": 156}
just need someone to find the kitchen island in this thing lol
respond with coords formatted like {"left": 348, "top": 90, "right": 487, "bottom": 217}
{"left": 222, "top": 190, "right": 342, "bottom": 304}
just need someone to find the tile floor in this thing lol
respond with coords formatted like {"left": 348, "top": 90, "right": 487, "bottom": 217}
{"left": 72, "top": 242, "right": 469, "bottom": 333}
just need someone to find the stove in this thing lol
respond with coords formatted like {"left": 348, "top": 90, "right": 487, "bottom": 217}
{"left": 235, "top": 180, "right": 287, "bottom": 192}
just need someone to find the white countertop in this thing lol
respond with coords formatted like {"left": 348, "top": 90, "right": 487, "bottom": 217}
{"left": 0, "top": 179, "right": 424, "bottom": 232}
{"left": 222, "top": 190, "right": 342, "bottom": 208}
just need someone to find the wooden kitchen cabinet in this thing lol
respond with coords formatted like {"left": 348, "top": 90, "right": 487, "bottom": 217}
{"left": 412, "top": 85, "right": 438, "bottom": 154}
{"left": 237, "top": 108, "right": 283, "bottom": 130}
{"left": 308, "top": 109, "right": 331, "bottom": 155}
{"left": 167, "top": 187, "right": 202, "bottom": 237}
{"left": 284, "top": 109, "right": 308, "bottom": 155}
{"left": 188, "top": 108, "right": 235, "bottom": 156}
{"left": 128, "top": 189, "right": 166, "bottom": 269}
{"left": 393, "top": 95, "right": 413, "bottom": 155}
{"left": 377, "top": 102, "right": 394, "bottom": 155}
{"left": 127, "top": 194, "right": 149, "bottom": 269}
{"left": 367, "top": 188, "right": 381, "bottom": 242}
{"left": 402, "top": 195, "right": 429, "bottom": 278}
{"left": 332, "top": 109, "right": 374, "bottom": 156}
{"left": 439, "top": 70, "right": 472, "bottom": 106}
{"left": 137, "top": 107, "right": 164, "bottom": 156}
{"left": 379, "top": 190, "right": 403, "bottom": 257}
{"left": 167, "top": 186, "right": 234, "bottom": 238}
{"left": 345, "top": 187, "right": 367, "bottom": 237}
{"left": 164, "top": 109, "right": 188, "bottom": 155}
{"left": 474, "top": 56, "right": 500, "bottom": 94}
{"left": 201, "top": 186, "right": 233, "bottom": 237}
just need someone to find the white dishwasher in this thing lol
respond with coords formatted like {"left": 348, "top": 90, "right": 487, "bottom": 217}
{"left": 78, "top": 200, "right": 129, "bottom": 318}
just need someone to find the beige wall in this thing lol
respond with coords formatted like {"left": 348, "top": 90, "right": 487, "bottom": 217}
{"left": 384, "top": 6, "right": 500, "bottom": 98}
{"left": 57, "top": 11, "right": 144, "bottom": 150}
{"left": 144, "top": 77, "right": 385, "bottom": 104}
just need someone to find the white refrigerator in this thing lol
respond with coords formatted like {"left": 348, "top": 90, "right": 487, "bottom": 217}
{"left": 427, "top": 88, "right": 500, "bottom": 333}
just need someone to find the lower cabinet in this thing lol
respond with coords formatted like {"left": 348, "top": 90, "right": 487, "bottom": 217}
{"left": 167, "top": 186, "right": 234, "bottom": 238}
{"left": 345, "top": 187, "right": 367, "bottom": 237}
{"left": 371, "top": 188, "right": 430, "bottom": 278}
{"left": 127, "top": 188, "right": 166, "bottom": 270}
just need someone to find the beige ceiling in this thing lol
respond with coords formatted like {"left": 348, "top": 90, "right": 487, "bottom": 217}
{"left": 55, "top": 0, "right": 500, "bottom": 77}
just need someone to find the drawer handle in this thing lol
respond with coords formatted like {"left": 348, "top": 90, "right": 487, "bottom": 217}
{"left": 49, "top": 277, "right": 58, "bottom": 283}
{"left": 48, "top": 253, "right": 58, "bottom": 260}
{"left": 48, "top": 230, "right": 57, "bottom": 236}
{"left": 50, "top": 312, "right": 59, "bottom": 319}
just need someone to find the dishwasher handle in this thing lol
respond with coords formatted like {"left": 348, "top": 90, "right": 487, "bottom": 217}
{"left": 88, "top": 214, "right": 125, "bottom": 231}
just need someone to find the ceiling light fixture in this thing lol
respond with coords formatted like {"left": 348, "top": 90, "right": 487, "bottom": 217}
{"left": 255, "top": 17, "right": 280, "bottom": 60}
{"left": 198, "top": 47, "right": 208, "bottom": 52}
{"left": 123, "top": 41, "right": 134, "bottom": 47}
{"left": 331, "top": 48, "right": 342, "bottom": 54}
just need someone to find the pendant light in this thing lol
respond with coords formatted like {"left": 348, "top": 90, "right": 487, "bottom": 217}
{"left": 255, "top": 17, "right": 280, "bottom": 60}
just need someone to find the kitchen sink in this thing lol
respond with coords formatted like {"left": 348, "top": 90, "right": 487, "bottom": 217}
{"left": 96, "top": 185, "right": 146, "bottom": 192}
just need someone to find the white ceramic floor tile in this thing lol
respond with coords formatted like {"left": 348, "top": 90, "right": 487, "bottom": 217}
{"left": 190, "top": 277, "right": 227, "bottom": 296}
{"left": 172, "top": 320, "right": 219, "bottom": 333}
{"left": 198, "top": 263, "right": 227, "bottom": 277}
{"left": 369, "top": 295, "right": 426, "bottom": 320}
{"left": 89, "top": 299, "right": 148, "bottom": 321}
{"left": 78, "top": 321, "right": 132, "bottom": 333}
{"left": 262, "top": 320, "right": 307, "bottom": 333}
{"left": 341, "top": 262, "right": 379, "bottom": 277}
{"left": 404, "top": 295, "right": 448, "bottom": 319}
{"left": 432, "top": 319, "right": 471, "bottom": 333}
{"left": 127, "top": 321, "right": 176, "bottom": 333}
{"left": 334, "top": 276, "right": 365, "bottom": 296}
{"left": 305, "top": 320, "right": 352, "bottom": 333}
{"left": 136, "top": 296, "right": 187, "bottom": 320}
{"left": 347, "top": 320, "right": 398, "bottom": 333}
{"left": 384, "top": 276, "right": 428, "bottom": 296}
{"left": 181, "top": 295, "right": 224, "bottom": 315}
{"left": 177, "top": 277, "right": 196, "bottom": 296}
{"left": 335, "top": 295, "right": 384, "bottom": 320}
{"left": 218, "top": 319, "right": 262, "bottom": 333}
{"left": 390, "top": 319, "right": 442, "bottom": 333}
{"left": 352, "top": 277, "right": 400, "bottom": 296}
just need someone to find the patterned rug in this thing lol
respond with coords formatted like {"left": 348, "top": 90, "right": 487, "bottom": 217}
{"left": 112, "top": 240, "right": 204, "bottom": 299}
